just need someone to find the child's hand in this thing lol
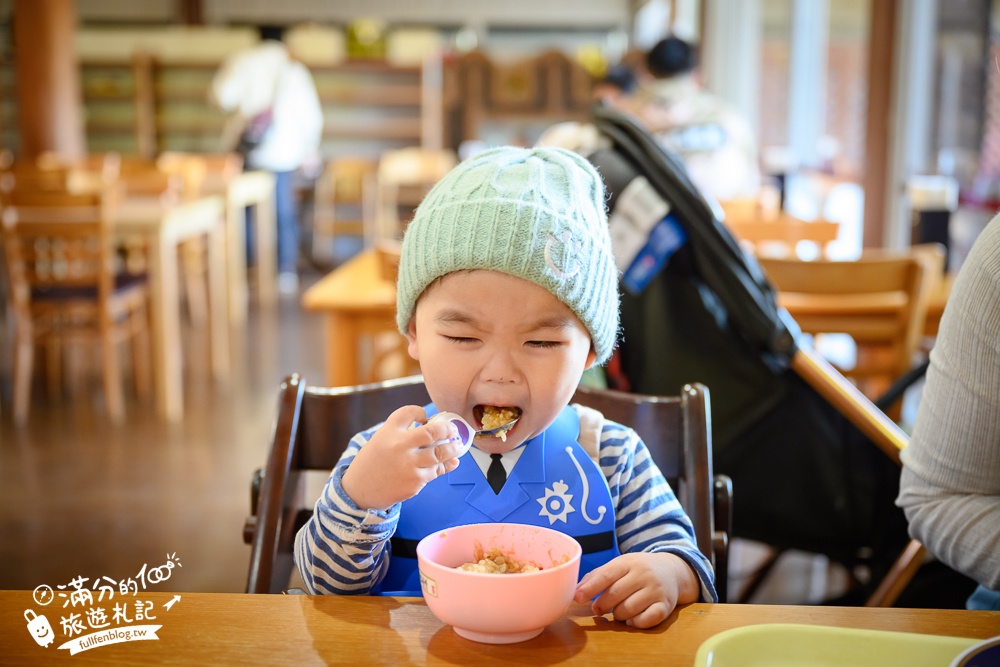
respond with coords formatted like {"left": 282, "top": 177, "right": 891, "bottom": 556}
{"left": 573, "top": 552, "right": 701, "bottom": 629}
{"left": 341, "top": 405, "right": 465, "bottom": 511}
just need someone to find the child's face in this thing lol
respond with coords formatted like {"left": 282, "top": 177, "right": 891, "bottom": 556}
{"left": 406, "top": 269, "right": 596, "bottom": 454}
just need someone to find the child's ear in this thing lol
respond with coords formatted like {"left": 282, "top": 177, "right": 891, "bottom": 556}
{"left": 405, "top": 317, "right": 420, "bottom": 361}
{"left": 585, "top": 346, "right": 597, "bottom": 369}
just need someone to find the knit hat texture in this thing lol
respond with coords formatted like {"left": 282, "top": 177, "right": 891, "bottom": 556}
{"left": 396, "top": 145, "right": 620, "bottom": 364}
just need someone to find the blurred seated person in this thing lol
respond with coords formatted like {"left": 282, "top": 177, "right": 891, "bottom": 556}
{"left": 897, "top": 214, "right": 1000, "bottom": 610}
{"left": 593, "top": 64, "right": 640, "bottom": 113}
{"left": 635, "top": 36, "right": 761, "bottom": 203}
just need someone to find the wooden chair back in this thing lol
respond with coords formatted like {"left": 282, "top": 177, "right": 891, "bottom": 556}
{"left": 157, "top": 152, "right": 243, "bottom": 199}
{"left": 570, "top": 382, "right": 731, "bottom": 601}
{"left": 2, "top": 189, "right": 113, "bottom": 309}
{"left": 243, "top": 375, "right": 732, "bottom": 601}
{"left": 0, "top": 164, "right": 73, "bottom": 192}
{"left": 1, "top": 187, "right": 149, "bottom": 425}
{"left": 115, "top": 156, "right": 184, "bottom": 203}
{"left": 724, "top": 210, "right": 841, "bottom": 259}
{"left": 757, "top": 246, "right": 941, "bottom": 398}
{"left": 35, "top": 151, "right": 122, "bottom": 188}
{"left": 313, "top": 157, "right": 377, "bottom": 240}
{"left": 244, "top": 375, "right": 433, "bottom": 595}
{"left": 374, "top": 148, "right": 457, "bottom": 242}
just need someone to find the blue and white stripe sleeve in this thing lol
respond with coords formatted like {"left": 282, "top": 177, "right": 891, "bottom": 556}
{"left": 293, "top": 429, "right": 397, "bottom": 595}
{"left": 597, "top": 418, "right": 718, "bottom": 602}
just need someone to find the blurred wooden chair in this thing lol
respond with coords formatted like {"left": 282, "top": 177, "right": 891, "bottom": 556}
{"left": 159, "top": 152, "right": 268, "bottom": 328}
{"left": 725, "top": 211, "right": 841, "bottom": 260}
{"left": 374, "top": 239, "right": 402, "bottom": 283}
{"left": 131, "top": 153, "right": 228, "bottom": 331}
{"left": 155, "top": 152, "right": 215, "bottom": 327}
{"left": 1, "top": 187, "right": 150, "bottom": 425}
{"left": 373, "top": 147, "right": 457, "bottom": 243}
{"left": 35, "top": 151, "right": 122, "bottom": 192}
{"left": 312, "top": 157, "right": 377, "bottom": 246}
{"left": 1, "top": 163, "right": 74, "bottom": 193}
{"left": 243, "top": 374, "right": 731, "bottom": 601}
{"left": 757, "top": 245, "right": 942, "bottom": 406}
{"left": 157, "top": 152, "right": 243, "bottom": 198}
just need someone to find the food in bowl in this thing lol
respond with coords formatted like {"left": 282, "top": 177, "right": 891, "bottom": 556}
{"left": 417, "top": 522, "right": 582, "bottom": 644}
{"left": 457, "top": 542, "right": 541, "bottom": 573}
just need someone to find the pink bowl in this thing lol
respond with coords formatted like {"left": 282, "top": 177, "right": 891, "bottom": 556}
{"left": 416, "top": 522, "right": 582, "bottom": 644}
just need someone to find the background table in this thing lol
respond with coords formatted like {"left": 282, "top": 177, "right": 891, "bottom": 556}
{"left": 116, "top": 195, "right": 230, "bottom": 421}
{"left": 3, "top": 591, "right": 997, "bottom": 666}
{"left": 301, "top": 247, "right": 400, "bottom": 386}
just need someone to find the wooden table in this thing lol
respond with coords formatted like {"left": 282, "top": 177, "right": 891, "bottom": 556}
{"left": 301, "top": 247, "right": 400, "bottom": 387}
{"left": 3, "top": 591, "right": 997, "bottom": 666}
{"left": 116, "top": 196, "right": 230, "bottom": 421}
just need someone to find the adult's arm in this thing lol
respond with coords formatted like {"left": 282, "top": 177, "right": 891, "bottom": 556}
{"left": 897, "top": 215, "right": 1000, "bottom": 589}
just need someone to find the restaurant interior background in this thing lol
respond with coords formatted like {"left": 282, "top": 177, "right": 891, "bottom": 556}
{"left": 0, "top": 0, "right": 997, "bottom": 602}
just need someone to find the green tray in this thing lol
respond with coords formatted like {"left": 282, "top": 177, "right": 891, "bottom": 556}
{"left": 694, "top": 623, "right": 981, "bottom": 667}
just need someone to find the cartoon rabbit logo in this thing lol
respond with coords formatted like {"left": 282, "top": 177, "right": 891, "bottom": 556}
{"left": 24, "top": 609, "right": 54, "bottom": 648}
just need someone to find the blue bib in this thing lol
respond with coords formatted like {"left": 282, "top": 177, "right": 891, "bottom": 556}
{"left": 374, "top": 405, "right": 620, "bottom": 596}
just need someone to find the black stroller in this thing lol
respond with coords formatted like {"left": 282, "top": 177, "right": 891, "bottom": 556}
{"left": 580, "top": 105, "right": 975, "bottom": 606}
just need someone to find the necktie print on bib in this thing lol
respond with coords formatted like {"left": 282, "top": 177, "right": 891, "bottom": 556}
{"left": 564, "top": 446, "right": 607, "bottom": 525}
{"left": 544, "top": 230, "right": 581, "bottom": 279}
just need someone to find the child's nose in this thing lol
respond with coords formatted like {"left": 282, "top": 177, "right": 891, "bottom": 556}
{"left": 479, "top": 349, "right": 520, "bottom": 383}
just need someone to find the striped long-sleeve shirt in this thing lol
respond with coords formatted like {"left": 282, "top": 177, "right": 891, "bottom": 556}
{"left": 294, "top": 404, "right": 718, "bottom": 602}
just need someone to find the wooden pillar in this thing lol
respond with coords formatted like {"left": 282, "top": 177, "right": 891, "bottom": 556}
{"left": 13, "top": 0, "right": 85, "bottom": 160}
{"left": 132, "top": 52, "right": 157, "bottom": 159}
{"left": 861, "top": 0, "right": 898, "bottom": 248}
{"left": 178, "top": 0, "right": 204, "bottom": 25}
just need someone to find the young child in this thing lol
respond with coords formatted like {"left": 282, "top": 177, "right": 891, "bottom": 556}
{"left": 294, "top": 146, "right": 717, "bottom": 628}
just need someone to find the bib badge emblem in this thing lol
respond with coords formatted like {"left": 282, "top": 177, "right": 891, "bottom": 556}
{"left": 537, "top": 480, "right": 576, "bottom": 524}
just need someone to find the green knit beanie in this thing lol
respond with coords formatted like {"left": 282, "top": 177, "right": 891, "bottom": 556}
{"left": 396, "top": 145, "right": 619, "bottom": 365}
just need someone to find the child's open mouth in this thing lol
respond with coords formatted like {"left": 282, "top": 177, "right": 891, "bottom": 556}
{"left": 474, "top": 405, "right": 522, "bottom": 441}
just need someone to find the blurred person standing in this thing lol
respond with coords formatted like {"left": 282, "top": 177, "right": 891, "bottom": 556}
{"left": 635, "top": 36, "right": 761, "bottom": 203}
{"left": 211, "top": 25, "right": 324, "bottom": 294}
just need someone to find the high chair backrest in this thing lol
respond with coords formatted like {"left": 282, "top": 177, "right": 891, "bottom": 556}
{"left": 243, "top": 374, "right": 731, "bottom": 602}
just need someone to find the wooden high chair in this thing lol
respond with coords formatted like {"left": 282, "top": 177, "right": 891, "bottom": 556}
{"left": 242, "top": 374, "right": 732, "bottom": 601}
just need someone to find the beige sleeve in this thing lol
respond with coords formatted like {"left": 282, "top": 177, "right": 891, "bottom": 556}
{"left": 575, "top": 403, "right": 605, "bottom": 466}
{"left": 897, "top": 213, "right": 1000, "bottom": 590}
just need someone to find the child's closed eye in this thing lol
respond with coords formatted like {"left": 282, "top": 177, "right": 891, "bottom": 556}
{"left": 444, "top": 335, "right": 479, "bottom": 345}
{"left": 526, "top": 340, "right": 562, "bottom": 349}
